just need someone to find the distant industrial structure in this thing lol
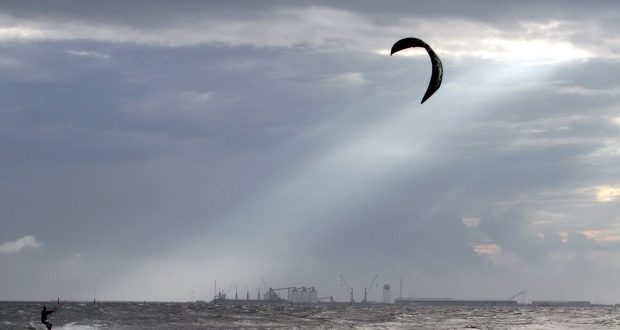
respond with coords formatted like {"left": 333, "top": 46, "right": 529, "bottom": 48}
{"left": 531, "top": 301, "right": 591, "bottom": 307}
{"left": 289, "top": 287, "right": 318, "bottom": 303}
{"left": 383, "top": 284, "right": 391, "bottom": 303}
{"left": 206, "top": 277, "right": 595, "bottom": 307}
{"left": 211, "top": 277, "right": 319, "bottom": 305}
{"left": 394, "top": 298, "right": 518, "bottom": 306}
{"left": 394, "top": 290, "right": 525, "bottom": 306}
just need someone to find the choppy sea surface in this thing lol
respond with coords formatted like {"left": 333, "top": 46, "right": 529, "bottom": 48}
{"left": 2, "top": 302, "right": 620, "bottom": 329}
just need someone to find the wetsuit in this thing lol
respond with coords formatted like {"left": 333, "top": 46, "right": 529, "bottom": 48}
{"left": 41, "top": 307, "right": 54, "bottom": 330}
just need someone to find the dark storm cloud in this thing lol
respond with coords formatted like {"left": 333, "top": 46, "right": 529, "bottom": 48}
{"left": 1, "top": 0, "right": 617, "bottom": 28}
{"left": 1, "top": 0, "right": 618, "bottom": 58}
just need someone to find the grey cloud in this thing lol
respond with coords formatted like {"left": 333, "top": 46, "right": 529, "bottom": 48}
{"left": 2, "top": 1, "right": 620, "bottom": 302}
{"left": 1, "top": 1, "right": 618, "bottom": 62}
{"left": 1, "top": 1, "right": 616, "bottom": 28}
{"left": 0, "top": 235, "right": 42, "bottom": 253}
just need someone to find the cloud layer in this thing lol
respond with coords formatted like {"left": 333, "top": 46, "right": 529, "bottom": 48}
{"left": 1, "top": 1, "right": 620, "bottom": 302}
{"left": 0, "top": 235, "right": 42, "bottom": 254}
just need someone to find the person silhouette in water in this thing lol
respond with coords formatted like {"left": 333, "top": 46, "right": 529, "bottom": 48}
{"left": 41, "top": 305, "right": 54, "bottom": 330}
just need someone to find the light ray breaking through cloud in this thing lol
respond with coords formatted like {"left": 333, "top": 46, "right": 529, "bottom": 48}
{"left": 1, "top": 1, "right": 620, "bottom": 303}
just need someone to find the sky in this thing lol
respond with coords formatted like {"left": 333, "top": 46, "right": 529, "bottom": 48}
{"left": 1, "top": 0, "right": 620, "bottom": 303}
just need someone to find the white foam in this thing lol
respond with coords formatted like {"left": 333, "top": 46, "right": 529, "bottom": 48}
{"left": 26, "top": 321, "right": 40, "bottom": 329}
{"left": 57, "top": 322, "right": 101, "bottom": 330}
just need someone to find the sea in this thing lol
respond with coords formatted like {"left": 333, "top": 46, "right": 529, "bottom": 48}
{"left": 2, "top": 302, "right": 620, "bottom": 329}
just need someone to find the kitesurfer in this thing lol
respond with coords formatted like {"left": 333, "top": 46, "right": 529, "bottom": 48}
{"left": 41, "top": 305, "right": 55, "bottom": 330}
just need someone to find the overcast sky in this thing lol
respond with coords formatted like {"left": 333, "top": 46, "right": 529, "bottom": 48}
{"left": 1, "top": 0, "right": 620, "bottom": 303}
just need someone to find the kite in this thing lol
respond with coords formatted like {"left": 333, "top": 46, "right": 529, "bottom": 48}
{"left": 391, "top": 38, "right": 443, "bottom": 104}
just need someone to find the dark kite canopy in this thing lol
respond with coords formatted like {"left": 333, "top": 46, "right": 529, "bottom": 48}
{"left": 391, "top": 38, "right": 443, "bottom": 104}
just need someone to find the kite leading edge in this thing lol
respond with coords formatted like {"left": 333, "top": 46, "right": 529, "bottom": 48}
{"left": 390, "top": 38, "right": 443, "bottom": 104}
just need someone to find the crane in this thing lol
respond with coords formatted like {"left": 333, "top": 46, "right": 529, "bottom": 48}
{"left": 260, "top": 276, "right": 273, "bottom": 299}
{"left": 340, "top": 274, "right": 353, "bottom": 304}
{"left": 272, "top": 287, "right": 297, "bottom": 301}
{"left": 507, "top": 290, "right": 526, "bottom": 301}
{"left": 260, "top": 276, "right": 270, "bottom": 290}
{"left": 364, "top": 275, "right": 378, "bottom": 303}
